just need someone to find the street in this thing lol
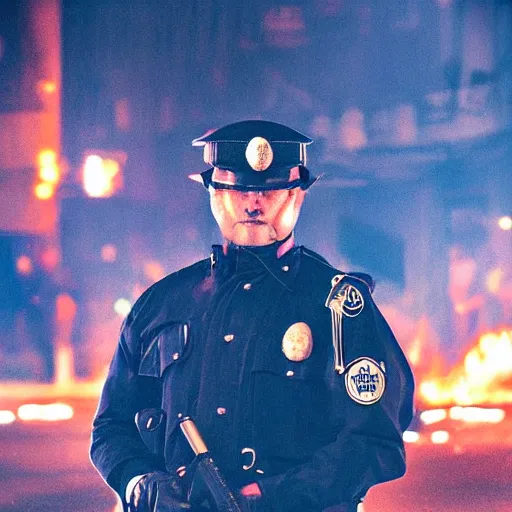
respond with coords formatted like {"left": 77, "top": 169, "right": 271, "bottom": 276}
{"left": 1, "top": 392, "right": 511, "bottom": 512}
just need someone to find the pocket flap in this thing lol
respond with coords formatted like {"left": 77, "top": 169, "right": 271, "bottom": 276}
{"left": 139, "top": 323, "right": 189, "bottom": 377}
{"left": 251, "top": 350, "right": 317, "bottom": 380}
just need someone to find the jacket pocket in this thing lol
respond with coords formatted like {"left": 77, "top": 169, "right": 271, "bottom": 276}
{"left": 135, "top": 408, "right": 167, "bottom": 457}
{"left": 138, "top": 323, "right": 190, "bottom": 378}
{"left": 251, "top": 355, "right": 330, "bottom": 460}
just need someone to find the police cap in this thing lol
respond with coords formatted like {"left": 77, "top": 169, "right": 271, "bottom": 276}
{"left": 191, "top": 120, "right": 317, "bottom": 191}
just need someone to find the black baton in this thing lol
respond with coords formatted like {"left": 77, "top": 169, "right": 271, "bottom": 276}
{"left": 180, "top": 417, "right": 242, "bottom": 512}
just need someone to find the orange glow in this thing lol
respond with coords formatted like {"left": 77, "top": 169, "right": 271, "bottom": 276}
{"left": 39, "top": 164, "right": 60, "bottom": 184}
{"left": 143, "top": 260, "right": 165, "bottom": 283}
{"left": 35, "top": 150, "right": 60, "bottom": 199}
{"left": 420, "top": 328, "right": 512, "bottom": 406}
{"left": 16, "top": 255, "right": 33, "bottom": 275}
{"left": 17, "top": 403, "right": 74, "bottom": 422}
{"left": 40, "top": 246, "right": 60, "bottom": 272}
{"left": 56, "top": 293, "right": 77, "bottom": 323}
{"left": 101, "top": 244, "right": 118, "bottom": 263}
{"left": 55, "top": 345, "right": 75, "bottom": 386}
{"left": 83, "top": 155, "right": 121, "bottom": 198}
{"left": 37, "top": 149, "right": 57, "bottom": 168}
{"left": 486, "top": 268, "right": 504, "bottom": 294}
{"left": 38, "top": 80, "right": 57, "bottom": 94}
{"left": 34, "top": 182, "right": 54, "bottom": 200}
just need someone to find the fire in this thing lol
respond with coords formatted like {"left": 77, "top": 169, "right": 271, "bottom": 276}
{"left": 419, "top": 328, "right": 512, "bottom": 406}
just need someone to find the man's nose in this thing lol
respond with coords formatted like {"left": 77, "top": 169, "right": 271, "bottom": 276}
{"left": 245, "top": 191, "right": 263, "bottom": 209}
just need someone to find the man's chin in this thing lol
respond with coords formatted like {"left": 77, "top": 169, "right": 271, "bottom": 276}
{"left": 230, "top": 224, "right": 277, "bottom": 246}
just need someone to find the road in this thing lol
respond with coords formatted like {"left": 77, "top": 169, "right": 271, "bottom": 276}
{"left": 1, "top": 393, "right": 511, "bottom": 512}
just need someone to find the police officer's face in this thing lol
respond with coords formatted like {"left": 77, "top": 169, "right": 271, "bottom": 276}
{"left": 209, "top": 187, "right": 305, "bottom": 246}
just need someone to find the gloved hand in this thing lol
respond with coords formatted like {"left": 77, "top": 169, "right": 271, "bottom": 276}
{"left": 129, "top": 471, "right": 190, "bottom": 512}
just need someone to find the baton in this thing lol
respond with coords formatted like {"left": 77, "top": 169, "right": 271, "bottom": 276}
{"left": 180, "top": 417, "right": 242, "bottom": 512}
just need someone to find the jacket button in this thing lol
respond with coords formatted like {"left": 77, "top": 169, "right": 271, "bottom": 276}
{"left": 243, "top": 283, "right": 252, "bottom": 290}
{"left": 224, "top": 334, "right": 234, "bottom": 343}
{"left": 172, "top": 352, "right": 180, "bottom": 360}
{"left": 216, "top": 407, "right": 227, "bottom": 415}
{"left": 286, "top": 370, "right": 294, "bottom": 377}
{"left": 282, "top": 265, "right": 289, "bottom": 272}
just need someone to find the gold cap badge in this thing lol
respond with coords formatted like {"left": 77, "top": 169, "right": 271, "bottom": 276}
{"left": 245, "top": 137, "right": 274, "bottom": 171}
{"left": 282, "top": 322, "right": 313, "bottom": 362}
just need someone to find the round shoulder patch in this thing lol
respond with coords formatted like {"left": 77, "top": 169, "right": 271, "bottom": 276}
{"left": 345, "top": 357, "right": 385, "bottom": 405}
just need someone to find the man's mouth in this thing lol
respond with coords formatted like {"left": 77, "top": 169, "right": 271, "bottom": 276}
{"left": 238, "top": 220, "right": 265, "bottom": 225}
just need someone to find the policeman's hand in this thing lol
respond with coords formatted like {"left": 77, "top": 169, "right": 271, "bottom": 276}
{"left": 129, "top": 471, "right": 190, "bottom": 512}
{"left": 186, "top": 455, "right": 216, "bottom": 510}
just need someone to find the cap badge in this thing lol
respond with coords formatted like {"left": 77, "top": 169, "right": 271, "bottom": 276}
{"left": 345, "top": 357, "right": 386, "bottom": 405}
{"left": 245, "top": 137, "right": 274, "bottom": 171}
{"left": 282, "top": 322, "right": 313, "bottom": 362}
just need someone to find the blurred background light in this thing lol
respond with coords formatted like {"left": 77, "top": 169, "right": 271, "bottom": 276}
{"left": 101, "top": 244, "right": 118, "bottom": 263}
{"left": 37, "top": 149, "right": 57, "bottom": 168}
{"left": 498, "top": 216, "right": 512, "bottom": 231}
{"left": 15, "top": 255, "right": 33, "bottom": 275}
{"left": 448, "top": 406, "right": 506, "bottom": 424}
{"left": 34, "top": 182, "right": 55, "bottom": 200}
{"left": 431, "top": 431, "right": 450, "bottom": 444}
{"left": 403, "top": 431, "right": 420, "bottom": 443}
{"left": 0, "top": 410, "right": 16, "bottom": 425}
{"left": 38, "top": 80, "right": 57, "bottom": 94}
{"left": 420, "top": 409, "right": 448, "bottom": 425}
{"left": 113, "top": 298, "right": 132, "bottom": 318}
{"left": 83, "top": 155, "right": 121, "bottom": 198}
{"left": 17, "top": 403, "right": 74, "bottom": 422}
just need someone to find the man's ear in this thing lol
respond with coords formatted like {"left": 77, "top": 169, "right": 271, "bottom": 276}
{"left": 290, "top": 187, "right": 306, "bottom": 210}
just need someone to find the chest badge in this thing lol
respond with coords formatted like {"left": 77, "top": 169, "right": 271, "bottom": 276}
{"left": 282, "top": 322, "right": 313, "bottom": 362}
{"left": 345, "top": 357, "right": 386, "bottom": 405}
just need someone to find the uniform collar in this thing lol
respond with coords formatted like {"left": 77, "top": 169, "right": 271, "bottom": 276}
{"left": 210, "top": 234, "right": 299, "bottom": 279}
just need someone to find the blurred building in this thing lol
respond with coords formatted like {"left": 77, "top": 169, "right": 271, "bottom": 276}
{"left": 0, "top": 0, "right": 511, "bottom": 381}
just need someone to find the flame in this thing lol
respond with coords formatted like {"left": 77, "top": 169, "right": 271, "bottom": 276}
{"left": 420, "top": 328, "right": 512, "bottom": 406}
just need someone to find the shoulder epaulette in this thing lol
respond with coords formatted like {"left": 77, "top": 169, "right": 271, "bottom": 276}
{"left": 345, "top": 272, "right": 375, "bottom": 294}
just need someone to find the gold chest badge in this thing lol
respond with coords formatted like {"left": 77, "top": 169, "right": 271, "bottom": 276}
{"left": 245, "top": 137, "right": 274, "bottom": 171}
{"left": 282, "top": 322, "right": 313, "bottom": 362}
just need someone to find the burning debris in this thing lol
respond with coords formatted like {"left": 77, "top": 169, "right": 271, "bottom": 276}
{"left": 419, "top": 328, "right": 512, "bottom": 407}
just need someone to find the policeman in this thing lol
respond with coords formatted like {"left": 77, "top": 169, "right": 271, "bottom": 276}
{"left": 90, "top": 120, "right": 415, "bottom": 512}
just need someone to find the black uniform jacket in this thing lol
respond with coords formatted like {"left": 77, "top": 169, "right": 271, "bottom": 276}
{"left": 90, "top": 243, "right": 414, "bottom": 512}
